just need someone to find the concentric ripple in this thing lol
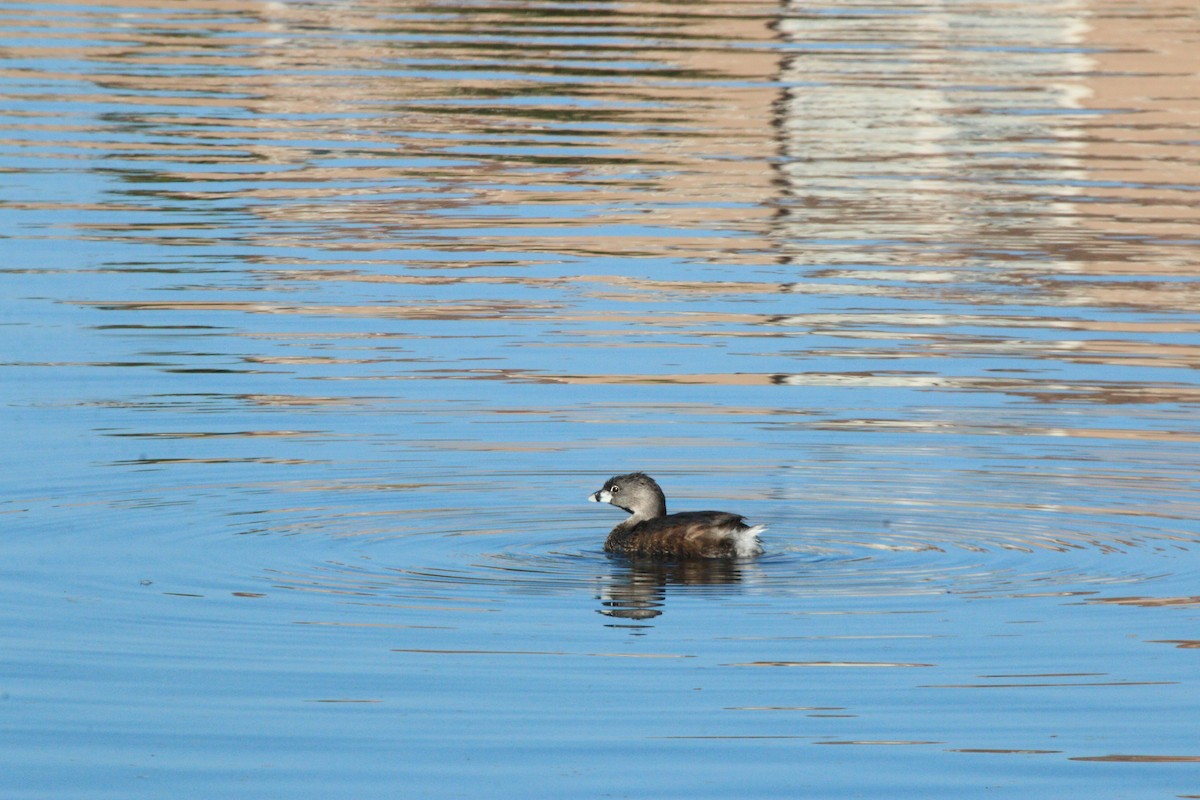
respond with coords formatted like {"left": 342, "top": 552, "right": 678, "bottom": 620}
{"left": 248, "top": 484, "right": 1188, "bottom": 622}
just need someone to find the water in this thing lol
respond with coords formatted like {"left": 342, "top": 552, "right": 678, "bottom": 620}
{"left": 3, "top": 0, "right": 1199, "bottom": 796}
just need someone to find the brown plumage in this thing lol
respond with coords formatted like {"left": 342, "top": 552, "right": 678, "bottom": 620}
{"left": 588, "top": 472, "right": 765, "bottom": 558}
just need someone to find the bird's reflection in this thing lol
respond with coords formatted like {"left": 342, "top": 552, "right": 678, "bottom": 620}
{"left": 598, "top": 556, "right": 751, "bottom": 622}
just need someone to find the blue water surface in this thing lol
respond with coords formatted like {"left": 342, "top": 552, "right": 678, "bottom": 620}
{"left": 3, "top": 1, "right": 1200, "bottom": 797}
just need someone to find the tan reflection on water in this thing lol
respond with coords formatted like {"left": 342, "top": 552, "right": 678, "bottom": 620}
{"left": 9, "top": 1, "right": 1196, "bottom": 266}
{"left": 1086, "top": 594, "right": 1200, "bottom": 608}
{"left": 12, "top": 0, "right": 1196, "bottom": 422}
{"left": 9, "top": 0, "right": 783, "bottom": 259}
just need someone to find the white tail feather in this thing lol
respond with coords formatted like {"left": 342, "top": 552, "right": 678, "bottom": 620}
{"left": 731, "top": 524, "right": 766, "bottom": 557}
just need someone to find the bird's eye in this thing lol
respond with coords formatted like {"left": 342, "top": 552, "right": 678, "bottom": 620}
{"left": 609, "top": 485, "right": 620, "bottom": 493}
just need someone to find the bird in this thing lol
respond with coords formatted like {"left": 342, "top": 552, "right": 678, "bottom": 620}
{"left": 588, "top": 472, "right": 765, "bottom": 558}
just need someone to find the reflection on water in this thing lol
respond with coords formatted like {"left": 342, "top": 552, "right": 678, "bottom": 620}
{"left": 600, "top": 556, "right": 755, "bottom": 621}
{"left": 2, "top": 0, "right": 1199, "bottom": 798}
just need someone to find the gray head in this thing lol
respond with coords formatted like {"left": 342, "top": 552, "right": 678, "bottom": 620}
{"left": 588, "top": 472, "right": 667, "bottom": 519}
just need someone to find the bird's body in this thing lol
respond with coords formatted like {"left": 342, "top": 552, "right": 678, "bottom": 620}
{"left": 588, "top": 473, "right": 765, "bottom": 558}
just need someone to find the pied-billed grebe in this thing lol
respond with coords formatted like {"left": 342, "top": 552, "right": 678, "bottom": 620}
{"left": 588, "top": 472, "right": 765, "bottom": 558}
